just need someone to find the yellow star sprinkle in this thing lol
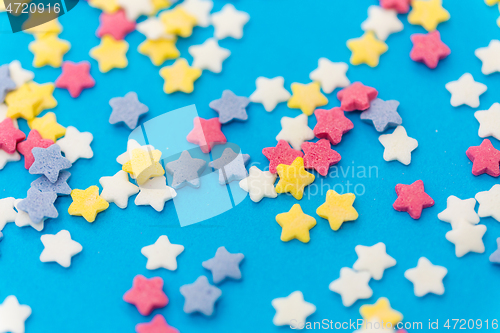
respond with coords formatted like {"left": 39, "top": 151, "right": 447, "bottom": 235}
{"left": 152, "top": 0, "right": 171, "bottom": 13}
{"left": 88, "top": 0, "right": 119, "bottom": 13}
{"left": 359, "top": 298, "right": 403, "bottom": 326}
{"left": 138, "top": 38, "right": 180, "bottom": 66}
{"left": 159, "top": 58, "right": 202, "bottom": 94}
{"left": 316, "top": 190, "right": 358, "bottom": 231}
{"left": 122, "top": 148, "right": 165, "bottom": 185}
{"left": 408, "top": 0, "right": 450, "bottom": 32}
{"left": 287, "top": 82, "right": 328, "bottom": 116}
{"left": 89, "top": 35, "right": 129, "bottom": 73}
{"left": 347, "top": 32, "right": 388, "bottom": 67}
{"left": 27, "top": 82, "right": 57, "bottom": 113}
{"left": 28, "top": 112, "right": 66, "bottom": 141}
{"left": 276, "top": 204, "right": 316, "bottom": 243}
{"left": 275, "top": 157, "right": 315, "bottom": 200}
{"left": 68, "top": 186, "right": 110, "bottom": 223}
{"left": 5, "top": 85, "right": 43, "bottom": 120}
{"left": 159, "top": 7, "right": 197, "bottom": 37}
{"left": 28, "top": 34, "right": 70, "bottom": 68}
{"left": 24, "top": 17, "right": 62, "bottom": 38}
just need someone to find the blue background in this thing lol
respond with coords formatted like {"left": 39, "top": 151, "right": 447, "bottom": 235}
{"left": 0, "top": 0, "right": 500, "bottom": 331}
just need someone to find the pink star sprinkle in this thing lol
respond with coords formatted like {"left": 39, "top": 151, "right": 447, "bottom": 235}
{"left": 55, "top": 61, "right": 95, "bottom": 98}
{"left": 466, "top": 139, "right": 500, "bottom": 177}
{"left": 136, "top": 315, "right": 179, "bottom": 333}
{"left": 262, "top": 140, "right": 304, "bottom": 174}
{"left": 393, "top": 180, "right": 434, "bottom": 219}
{"left": 302, "top": 139, "right": 341, "bottom": 176}
{"left": 410, "top": 31, "right": 450, "bottom": 69}
{"left": 0, "top": 118, "right": 25, "bottom": 154}
{"left": 313, "top": 107, "right": 354, "bottom": 145}
{"left": 187, "top": 117, "right": 227, "bottom": 153}
{"left": 17, "top": 130, "right": 54, "bottom": 169}
{"left": 337, "top": 82, "right": 378, "bottom": 112}
{"left": 123, "top": 275, "right": 168, "bottom": 316}
{"left": 380, "top": 0, "right": 411, "bottom": 14}
{"left": 96, "top": 10, "right": 136, "bottom": 40}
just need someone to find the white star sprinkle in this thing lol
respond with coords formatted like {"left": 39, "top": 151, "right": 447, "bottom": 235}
{"left": 56, "top": 126, "right": 93, "bottom": 163}
{"left": 0, "top": 148, "right": 20, "bottom": 171}
{"left": 445, "top": 223, "right": 486, "bottom": 257}
{"left": 141, "top": 235, "right": 184, "bottom": 270}
{"left": 437, "top": 195, "right": 479, "bottom": 229}
{"left": 14, "top": 199, "right": 44, "bottom": 232}
{"left": 404, "top": 257, "right": 447, "bottom": 297}
{"left": 353, "top": 242, "right": 396, "bottom": 280}
{"left": 476, "top": 184, "right": 500, "bottom": 222}
{"left": 135, "top": 176, "right": 177, "bottom": 212}
{"left": 0, "top": 295, "right": 31, "bottom": 333}
{"left": 445, "top": 73, "right": 487, "bottom": 108}
{"left": 9, "top": 60, "right": 34, "bottom": 88}
{"left": 361, "top": 6, "right": 403, "bottom": 41}
{"left": 180, "top": 0, "right": 213, "bottom": 27}
{"left": 0, "top": 197, "right": 17, "bottom": 231}
{"left": 211, "top": 4, "right": 249, "bottom": 39}
{"left": 117, "top": 0, "right": 152, "bottom": 20}
{"left": 99, "top": 170, "right": 139, "bottom": 209}
{"left": 136, "top": 17, "right": 174, "bottom": 40}
{"left": 475, "top": 39, "right": 500, "bottom": 75}
{"left": 378, "top": 126, "right": 418, "bottom": 165}
{"left": 40, "top": 230, "right": 83, "bottom": 268}
{"left": 249, "top": 76, "right": 291, "bottom": 112}
{"left": 189, "top": 38, "right": 230, "bottom": 73}
{"left": 239, "top": 166, "right": 277, "bottom": 202}
{"left": 309, "top": 58, "right": 349, "bottom": 94}
{"left": 474, "top": 103, "right": 500, "bottom": 140}
{"left": 271, "top": 291, "right": 316, "bottom": 329}
{"left": 329, "top": 267, "right": 372, "bottom": 307}
{"left": 276, "top": 114, "right": 314, "bottom": 151}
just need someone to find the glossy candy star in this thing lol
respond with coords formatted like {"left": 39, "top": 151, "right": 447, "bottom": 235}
{"left": 138, "top": 38, "right": 180, "bottom": 66}
{"left": 275, "top": 204, "right": 316, "bottom": 243}
{"left": 287, "top": 82, "right": 328, "bottom": 116}
{"left": 313, "top": 107, "right": 354, "bottom": 145}
{"left": 165, "top": 150, "right": 207, "bottom": 189}
{"left": 28, "top": 34, "right": 70, "bottom": 67}
{"left": 301, "top": 139, "right": 341, "bottom": 176}
{"left": 410, "top": 31, "right": 450, "bottom": 69}
{"left": 275, "top": 157, "right": 315, "bottom": 200}
{"left": 136, "top": 315, "right": 179, "bottom": 333}
{"left": 29, "top": 145, "right": 72, "bottom": 183}
{"left": 186, "top": 117, "right": 226, "bottom": 153}
{"left": 316, "top": 190, "right": 358, "bottom": 231}
{"left": 360, "top": 98, "right": 402, "bottom": 132}
{"left": 0, "top": 118, "right": 25, "bottom": 154}
{"left": 202, "top": 246, "right": 244, "bottom": 283}
{"left": 97, "top": 10, "right": 136, "bottom": 40}
{"left": 109, "top": 92, "right": 149, "bottom": 129}
{"left": 393, "top": 180, "right": 434, "bottom": 219}
{"left": 68, "top": 186, "right": 109, "bottom": 222}
{"left": 466, "top": 139, "right": 500, "bottom": 177}
{"left": 0, "top": 64, "right": 16, "bottom": 102}
{"left": 160, "top": 7, "right": 197, "bottom": 38}
{"left": 180, "top": 276, "right": 222, "bottom": 316}
{"left": 408, "top": 0, "right": 450, "bottom": 32}
{"left": 124, "top": 275, "right": 168, "bottom": 316}
{"left": 347, "top": 32, "right": 388, "bottom": 67}
{"left": 380, "top": 0, "right": 411, "bottom": 14}
{"left": 337, "top": 82, "right": 378, "bottom": 112}
{"left": 263, "top": 140, "right": 303, "bottom": 174}
{"left": 18, "top": 188, "right": 58, "bottom": 224}
{"left": 159, "top": 58, "right": 202, "bottom": 94}
{"left": 209, "top": 90, "right": 250, "bottom": 124}
{"left": 359, "top": 297, "right": 403, "bottom": 325}
{"left": 31, "top": 171, "right": 71, "bottom": 196}
{"left": 189, "top": 38, "right": 230, "bottom": 73}
{"left": 122, "top": 148, "right": 164, "bottom": 185}
{"left": 275, "top": 114, "right": 314, "bottom": 151}
{"left": 249, "top": 76, "right": 291, "bottom": 112}
{"left": 55, "top": 61, "right": 95, "bottom": 97}
{"left": 89, "top": 35, "right": 129, "bottom": 73}
{"left": 208, "top": 148, "right": 249, "bottom": 185}
{"left": 28, "top": 112, "right": 66, "bottom": 142}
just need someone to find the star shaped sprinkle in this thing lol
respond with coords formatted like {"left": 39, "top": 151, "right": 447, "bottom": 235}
{"left": 122, "top": 148, "right": 165, "bottom": 185}
{"left": 180, "top": 0, "right": 213, "bottom": 27}
{"left": 276, "top": 114, "right": 314, "bottom": 151}
{"left": 347, "top": 32, "right": 388, "bottom": 67}
{"left": 0, "top": 149, "right": 20, "bottom": 171}
{"left": 466, "top": 139, "right": 500, "bottom": 177}
{"left": 189, "top": 38, "right": 230, "bottom": 73}
{"left": 329, "top": 267, "right": 372, "bottom": 307}
{"left": 476, "top": 184, "right": 500, "bottom": 222}
{"left": 14, "top": 199, "right": 44, "bottom": 232}
{"left": 337, "top": 82, "right": 378, "bottom": 112}
{"left": 271, "top": 291, "right": 316, "bottom": 328}
{"left": 445, "top": 73, "right": 487, "bottom": 108}
{"left": 475, "top": 40, "right": 500, "bottom": 75}
{"left": 211, "top": 4, "right": 249, "bottom": 39}
{"left": 136, "top": 315, "right": 179, "bottom": 333}
{"left": 136, "top": 17, "right": 173, "bottom": 40}
{"left": 313, "top": 107, "right": 353, "bottom": 145}
{"left": 89, "top": 0, "right": 119, "bottom": 13}
{"left": 445, "top": 223, "right": 486, "bottom": 257}
{"left": 202, "top": 246, "right": 244, "bottom": 283}
{"left": 40, "top": 230, "right": 82, "bottom": 268}
{"left": 97, "top": 10, "right": 135, "bottom": 40}
{"left": 5, "top": 87, "right": 42, "bottom": 121}
{"left": 28, "top": 34, "right": 70, "bottom": 68}
{"left": 159, "top": 58, "right": 202, "bottom": 94}
{"left": 26, "top": 82, "right": 58, "bottom": 114}
{"left": 353, "top": 242, "right": 396, "bottom": 280}
{"left": 309, "top": 58, "right": 349, "bottom": 94}
{"left": 109, "top": 92, "right": 149, "bottom": 130}
{"left": 123, "top": 275, "right": 168, "bottom": 316}
{"left": 410, "top": 31, "right": 450, "bottom": 69}
{"left": 186, "top": 117, "right": 226, "bottom": 153}
{"left": 56, "top": 126, "right": 93, "bottom": 163}
{"left": 180, "top": 276, "right": 222, "bottom": 316}
{"left": 17, "top": 188, "right": 58, "bottom": 224}
{"left": 29, "top": 144, "right": 72, "bottom": 183}
{"left": 316, "top": 190, "right": 358, "bottom": 231}
{"left": 275, "top": 204, "right": 316, "bottom": 243}
{"left": 141, "top": 235, "right": 184, "bottom": 270}
{"left": 378, "top": 126, "right": 418, "bottom": 165}
{"left": 68, "top": 186, "right": 109, "bottom": 223}
{"left": 99, "top": 170, "right": 139, "bottom": 209}
{"left": 0, "top": 64, "right": 16, "bottom": 102}
{"left": 55, "top": 61, "right": 95, "bottom": 98}
{"left": 159, "top": 7, "right": 197, "bottom": 38}
{"left": 360, "top": 98, "right": 402, "bottom": 132}
{"left": 239, "top": 166, "right": 277, "bottom": 202}
{"left": 208, "top": 148, "right": 250, "bottom": 185}
{"left": 28, "top": 112, "right": 66, "bottom": 143}
{"left": 359, "top": 297, "right": 403, "bottom": 325}
{"left": 408, "top": 0, "right": 450, "bottom": 31}
{"left": 166, "top": 150, "right": 207, "bottom": 189}
{"left": 404, "top": 257, "right": 447, "bottom": 296}
{"left": 380, "top": 0, "right": 411, "bottom": 13}
{"left": 287, "top": 82, "right": 328, "bottom": 116}
{"left": 135, "top": 176, "right": 177, "bottom": 212}
{"left": 393, "top": 180, "right": 434, "bottom": 219}
{"left": 116, "top": 139, "right": 155, "bottom": 165}
{"left": 489, "top": 238, "right": 500, "bottom": 264}
{"left": 0, "top": 197, "right": 16, "bottom": 231}
{"left": 0, "top": 118, "right": 25, "bottom": 154}
{"left": 275, "top": 157, "right": 315, "bottom": 200}
{"left": 9, "top": 60, "right": 34, "bottom": 88}
{"left": 361, "top": 5, "right": 403, "bottom": 41}
{"left": 139, "top": 38, "right": 180, "bottom": 66}
{"left": 262, "top": 140, "right": 303, "bottom": 174}
{"left": 474, "top": 103, "right": 500, "bottom": 140}
{"left": 31, "top": 171, "right": 71, "bottom": 196}
{"left": 89, "top": 35, "right": 129, "bottom": 73}
{"left": 209, "top": 90, "right": 250, "bottom": 124}
{"left": 249, "top": 76, "right": 291, "bottom": 112}
{"left": 0, "top": 296, "right": 31, "bottom": 333}
{"left": 302, "top": 139, "right": 341, "bottom": 176}
{"left": 117, "top": 0, "right": 152, "bottom": 20}
{"left": 437, "top": 195, "right": 479, "bottom": 229}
